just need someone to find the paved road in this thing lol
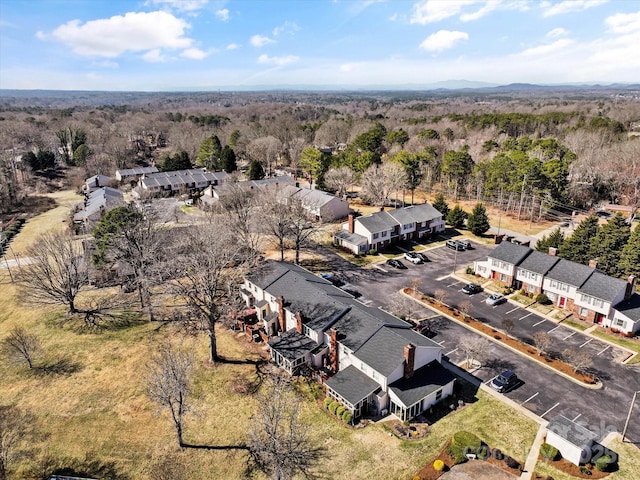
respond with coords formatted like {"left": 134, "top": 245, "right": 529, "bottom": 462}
{"left": 318, "top": 240, "right": 640, "bottom": 443}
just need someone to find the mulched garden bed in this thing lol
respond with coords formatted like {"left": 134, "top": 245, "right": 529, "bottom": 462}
{"left": 535, "top": 457, "right": 610, "bottom": 479}
{"left": 405, "top": 289, "right": 597, "bottom": 385}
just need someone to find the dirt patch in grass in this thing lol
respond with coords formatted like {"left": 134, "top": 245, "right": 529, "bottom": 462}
{"left": 406, "top": 289, "right": 597, "bottom": 385}
{"left": 536, "top": 457, "right": 610, "bottom": 479}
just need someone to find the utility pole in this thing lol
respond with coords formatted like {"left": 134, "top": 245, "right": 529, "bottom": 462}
{"left": 622, "top": 390, "right": 639, "bottom": 442}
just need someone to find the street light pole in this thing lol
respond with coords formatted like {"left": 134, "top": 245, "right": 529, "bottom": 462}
{"left": 622, "top": 390, "right": 639, "bottom": 442}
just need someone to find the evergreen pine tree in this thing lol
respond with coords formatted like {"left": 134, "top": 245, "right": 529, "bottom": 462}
{"left": 535, "top": 227, "right": 565, "bottom": 252}
{"left": 558, "top": 215, "right": 600, "bottom": 264}
{"left": 466, "top": 203, "right": 491, "bottom": 236}
{"left": 589, "top": 213, "right": 630, "bottom": 277}
{"left": 446, "top": 205, "right": 468, "bottom": 229}
{"left": 433, "top": 193, "right": 449, "bottom": 218}
{"left": 220, "top": 145, "right": 237, "bottom": 173}
{"left": 619, "top": 222, "right": 640, "bottom": 279}
{"left": 247, "top": 160, "right": 265, "bottom": 180}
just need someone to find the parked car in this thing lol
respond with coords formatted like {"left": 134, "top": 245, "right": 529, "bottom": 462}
{"left": 486, "top": 293, "right": 506, "bottom": 306}
{"left": 461, "top": 283, "right": 483, "bottom": 295}
{"left": 490, "top": 370, "right": 518, "bottom": 392}
{"left": 403, "top": 252, "right": 422, "bottom": 264}
{"left": 319, "top": 272, "right": 344, "bottom": 287}
{"left": 446, "top": 239, "right": 465, "bottom": 251}
{"left": 415, "top": 252, "right": 430, "bottom": 262}
{"left": 386, "top": 258, "right": 407, "bottom": 269}
{"left": 458, "top": 239, "right": 472, "bottom": 250}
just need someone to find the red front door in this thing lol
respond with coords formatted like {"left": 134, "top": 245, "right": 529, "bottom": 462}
{"left": 559, "top": 297, "right": 566, "bottom": 308}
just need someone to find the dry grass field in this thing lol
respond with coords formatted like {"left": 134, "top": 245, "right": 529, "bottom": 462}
{"left": 2, "top": 190, "right": 638, "bottom": 479}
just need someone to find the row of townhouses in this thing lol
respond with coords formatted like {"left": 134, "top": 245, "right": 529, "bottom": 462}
{"left": 333, "top": 203, "right": 446, "bottom": 255}
{"left": 474, "top": 241, "right": 640, "bottom": 335}
{"left": 240, "top": 261, "right": 456, "bottom": 422}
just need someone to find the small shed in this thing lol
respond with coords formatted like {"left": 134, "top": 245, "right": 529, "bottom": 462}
{"left": 546, "top": 415, "right": 598, "bottom": 466}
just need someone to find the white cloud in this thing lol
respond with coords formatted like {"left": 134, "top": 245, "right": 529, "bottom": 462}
{"left": 147, "top": 0, "right": 209, "bottom": 12}
{"left": 546, "top": 27, "right": 569, "bottom": 38}
{"left": 226, "top": 43, "right": 240, "bottom": 50}
{"left": 388, "top": 13, "right": 398, "bottom": 21}
{"left": 142, "top": 49, "right": 169, "bottom": 62}
{"left": 215, "top": 8, "right": 230, "bottom": 21}
{"left": 47, "top": 11, "right": 192, "bottom": 57}
{"left": 605, "top": 11, "right": 640, "bottom": 34}
{"left": 541, "top": 0, "right": 608, "bottom": 17}
{"left": 460, "top": 0, "right": 501, "bottom": 22}
{"left": 519, "top": 38, "right": 574, "bottom": 56}
{"left": 35, "top": 30, "right": 46, "bottom": 40}
{"left": 419, "top": 30, "right": 469, "bottom": 52}
{"left": 180, "top": 47, "right": 209, "bottom": 59}
{"left": 411, "top": 0, "right": 476, "bottom": 24}
{"left": 257, "top": 54, "right": 299, "bottom": 66}
{"left": 272, "top": 21, "right": 300, "bottom": 37}
{"left": 250, "top": 34, "right": 275, "bottom": 47}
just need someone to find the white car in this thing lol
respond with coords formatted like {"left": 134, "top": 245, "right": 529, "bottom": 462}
{"left": 486, "top": 293, "right": 506, "bottom": 306}
{"left": 403, "top": 252, "right": 422, "bottom": 264}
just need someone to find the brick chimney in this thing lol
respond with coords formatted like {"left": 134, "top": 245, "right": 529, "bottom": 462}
{"left": 589, "top": 259, "right": 598, "bottom": 269}
{"left": 277, "top": 296, "right": 286, "bottom": 333}
{"left": 404, "top": 344, "right": 415, "bottom": 379}
{"left": 625, "top": 275, "right": 637, "bottom": 300}
{"left": 348, "top": 214, "right": 354, "bottom": 234}
{"left": 548, "top": 247, "right": 557, "bottom": 256}
{"left": 295, "top": 312, "right": 303, "bottom": 334}
{"left": 329, "top": 328, "right": 339, "bottom": 373}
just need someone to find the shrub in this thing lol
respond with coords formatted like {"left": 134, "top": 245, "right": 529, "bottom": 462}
{"left": 505, "top": 456, "right": 520, "bottom": 470}
{"left": 492, "top": 448, "right": 504, "bottom": 460}
{"left": 368, "top": 249, "right": 378, "bottom": 255}
{"left": 579, "top": 466, "right": 591, "bottom": 474}
{"left": 433, "top": 459, "right": 445, "bottom": 471}
{"left": 323, "top": 397, "right": 333, "bottom": 409}
{"left": 540, "top": 443, "right": 559, "bottom": 460}
{"left": 341, "top": 411, "right": 352, "bottom": 424}
{"left": 465, "top": 266, "right": 474, "bottom": 275}
{"left": 595, "top": 454, "right": 613, "bottom": 472}
{"left": 328, "top": 401, "right": 339, "bottom": 415}
{"left": 336, "top": 406, "right": 346, "bottom": 417}
{"left": 535, "top": 293, "right": 551, "bottom": 305}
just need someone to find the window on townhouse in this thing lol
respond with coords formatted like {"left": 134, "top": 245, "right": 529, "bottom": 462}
{"left": 615, "top": 318, "right": 625, "bottom": 328}
{"left": 372, "top": 370, "right": 378, "bottom": 380}
{"left": 579, "top": 307, "right": 589, "bottom": 317}
{"left": 499, "top": 273, "right": 507, "bottom": 282}
{"left": 593, "top": 299, "right": 603, "bottom": 308}
{"left": 381, "top": 231, "right": 387, "bottom": 237}
{"left": 435, "top": 389, "right": 442, "bottom": 401}
{"left": 527, "top": 284, "right": 536, "bottom": 293}
{"left": 303, "top": 325, "right": 311, "bottom": 337}
{"left": 372, "top": 233, "right": 379, "bottom": 239}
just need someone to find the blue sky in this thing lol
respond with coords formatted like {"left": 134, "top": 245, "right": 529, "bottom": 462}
{"left": 1, "top": 0, "right": 639, "bottom": 91}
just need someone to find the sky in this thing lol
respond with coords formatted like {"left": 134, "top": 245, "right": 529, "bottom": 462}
{"left": 0, "top": 0, "right": 639, "bottom": 91}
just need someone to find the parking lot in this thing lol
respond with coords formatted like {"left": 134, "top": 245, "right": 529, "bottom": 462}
{"left": 326, "top": 239, "right": 640, "bottom": 443}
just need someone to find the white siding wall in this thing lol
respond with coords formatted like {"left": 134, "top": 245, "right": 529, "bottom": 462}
{"left": 414, "top": 347, "right": 441, "bottom": 370}
{"left": 546, "top": 431, "right": 593, "bottom": 466}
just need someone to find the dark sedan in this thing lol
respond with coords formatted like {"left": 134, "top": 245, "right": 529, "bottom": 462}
{"left": 386, "top": 258, "right": 407, "bottom": 269}
{"left": 461, "top": 283, "right": 483, "bottom": 295}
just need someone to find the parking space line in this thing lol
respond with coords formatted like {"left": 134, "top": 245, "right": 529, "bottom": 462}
{"left": 438, "top": 340, "right": 446, "bottom": 345}
{"left": 519, "top": 312, "right": 533, "bottom": 320}
{"left": 541, "top": 402, "right": 560, "bottom": 418}
{"left": 445, "top": 348, "right": 458, "bottom": 356}
{"left": 506, "top": 306, "right": 520, "bottom": 314}
{"left": 520, "top": 392, "right": 539, "bottom": 405}
{"left": 580, "top": 338, "right": 592, "bottom": 348}
{"left": 532, "top": 319, "right": 545, "bottom": 327}
{"left": 563, "top": 331, "right": 576, "bottom": 340}
{"left": 447, "top": 282, "right": 458, "bottom": 288}
{"left": 597, "top": 345, "right": 610, "bottom": 356}
{"left": 548, "top": 326, "right": 561, "bottom": 333}
{"left": 572, "top": 413, "right": 582, "bottom": 422}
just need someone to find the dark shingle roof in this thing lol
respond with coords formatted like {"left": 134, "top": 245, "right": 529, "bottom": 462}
{"left": 548, "top": 415, "right": 599, "bottom": 446}
{"left": 357, "top": 210, "right": 397, "bottom": 233}
{"left": 333, "top": 229, "right": 368, "bottom": 246}
{"left": 614, "top": 293, "right": 640, "bottom": 323}
{"left": 518, "top": 250, "right": 560, "bottom": 275}
{"left": 489, "top": 241, "right": 532, "bottom": 266}
{"left": 324, "top": 365, "right": 381, "bottom": 406}
{"left": 387, "top": 203, "right": 442, "bottom": 224}
{"left": 268, "top": 329, "right": 318, "bottom": 361}
{"left": 578, "top": 271, "right": 627, "bottom": 302}
{"left": 546, "top": 259, "right": 595, "bottom": 287}
{"left": 389, "top": 361, "right": 456, "bottom": 408}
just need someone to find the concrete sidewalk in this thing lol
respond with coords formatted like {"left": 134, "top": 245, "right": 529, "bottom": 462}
{"left": 520, "top": 424, "right": 547, "bottom": 480}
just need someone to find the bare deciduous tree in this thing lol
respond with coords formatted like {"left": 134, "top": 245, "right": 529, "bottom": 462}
{"left": 411, "top": 278, "right": 422, "bottom": 295}
{"left": 285, "top": 196, "right": 318, "bottom": 265}
{"left": 360, "top": 162, "right": 406, "bottom": 207}
{"left": 501, "top": 318, "right": 515, "bottom": 338}
{"left": 324, "top": 166, "right": 356, "bottom": 198}
{"left": 532, "top": 331, "right": 552, "bottom": 356}
{"left": 0, "top": 405, "right": 30, "bottom": 480}
{"left": 17, "top": 231, "right": 88, "bottom": 314}
{"left": 458, "top": 300, "right": 473, "bottom": 319}
{"left": 459, "top": 335, "right": 491, "bottom": 368}
{"left": 146, "top": 343, "right": 193, "bottom": 448}
{"left": 434, "top": 289, "right": 448, "bottom": 304}
{"left": 216, "top": 184, "right": 264, "bottom": 261}
{"left": 1, "top": 327, "right": 41, "bottom": 369}
{"left": 247, "top": 374, "right": 321, "bottom": 480}
{"left": 387, "top": 292, "right": 418, "bottom": 323}
{"left": 171, "top": 223, "right": 247, "bottom": 363}
{"left": 562, "top": 347, "right": 593, "bottom": 374}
